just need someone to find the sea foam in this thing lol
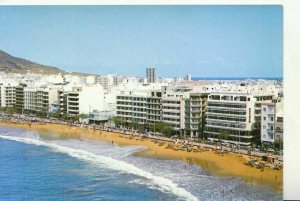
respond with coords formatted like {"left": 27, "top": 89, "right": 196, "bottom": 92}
{"left": 0, "top": 134, "right": 198, "bottom": 201}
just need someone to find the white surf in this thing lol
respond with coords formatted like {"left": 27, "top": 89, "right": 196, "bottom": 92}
{"left": 0, "top": 134, "right": 198, "bottom": 201}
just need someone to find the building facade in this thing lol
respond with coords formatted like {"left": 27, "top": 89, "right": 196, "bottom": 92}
{"left": 204, "top": 93, "right": 273, "bottom": 146}
{"left": 184, "top": 93, "right": 208, "bottom": 139}
{"left": 146, "top": 68, "right": 156, "bottom": 83}
{"left": 0, "top": 83, "right": 16, "bottom": 108}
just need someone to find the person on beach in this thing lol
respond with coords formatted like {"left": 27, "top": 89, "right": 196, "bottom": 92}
{"left": 112, "top": 140, "right": 114, "bottom": 144}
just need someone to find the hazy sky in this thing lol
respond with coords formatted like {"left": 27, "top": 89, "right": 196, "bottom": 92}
{"left": 0, "top": 6, "right": 282, "bottom": 77}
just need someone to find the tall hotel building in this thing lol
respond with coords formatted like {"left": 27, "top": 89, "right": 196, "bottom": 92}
{"left": 184, "top": 93, "right": 208, "bottom": 139}
{"left": 204, "top": 92, "right": 273, "bottom": 146}
{"left": 146, "top": 68, "right": 156, "bottom": 83}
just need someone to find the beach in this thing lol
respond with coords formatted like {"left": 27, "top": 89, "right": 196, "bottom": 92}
{"left": 0, "top": 121, "right": 283, "bottom": 193}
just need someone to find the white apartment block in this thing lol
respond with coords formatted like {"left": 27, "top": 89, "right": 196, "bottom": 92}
{"left": 0, "top": 83, "right": 17, "bottom": 108}
{"left": 161, "top": 92, "right": 188, "bottom": 131}
{"left": 96, "top": 75, "right": 114, "bottom": 92}
{"left": 146, "top": 91, "right": 162, "bottom": 124}
{"left": 260, "top": 101, "right": 283, "bottom": 147}
{"left": 116, "top": 91, "right": 148, "bottom": 124}
{"left": 24, "top": 86, "right": 59, "bottom": 113}
{"left": 204, "top": 92, "right": 273, "bottom": 146}
{"left": 260, "top": 102, "right": 276, "bottom": 144}
{"left": 65, "top": 84, "right": 105, "bottom": 116}
{"left": 184, "top": 93, "right": 208, "bottom": 139}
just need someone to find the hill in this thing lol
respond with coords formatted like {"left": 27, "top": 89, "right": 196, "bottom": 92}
{"left": 0, "top": 50, "right": 64, "bottom": 74}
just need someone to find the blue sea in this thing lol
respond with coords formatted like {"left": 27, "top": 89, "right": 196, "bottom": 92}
{"left": 0, "top": 126, "right": 282, "bottom": 201}
{"left": 192, "top": 77, "right": 283, "bottom": 81}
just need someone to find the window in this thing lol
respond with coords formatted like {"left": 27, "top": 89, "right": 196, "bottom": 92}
{"left": 263, "top": 116, "right": 266, "bottom": 121}
{"left": 277, "top": 117, "right": 283, "bottom": 122}
{"left": 240, "top": 96, "right": 247, "bottom": 101}
{"left": 271, "top": 117, "right": 274, "bottom": 121}
{"left": 263, "top": 108, "right": 266, "bottom": 112}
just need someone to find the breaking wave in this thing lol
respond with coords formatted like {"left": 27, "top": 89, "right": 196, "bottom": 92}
{"left": 0, "top": 134, "right": 198, "bottom": 201}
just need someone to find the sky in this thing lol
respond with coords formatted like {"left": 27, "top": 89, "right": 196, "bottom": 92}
{"left": 0, "top": 6, "right": 283, "bottom": 78}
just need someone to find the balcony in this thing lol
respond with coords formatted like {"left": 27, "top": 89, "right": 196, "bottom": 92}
{"left": 206, "top": 105, "right": 246, "bottom": 111}
{"left": 162, "top": 108, "right": 180, "bottom": 113}
{"left": 206, "top": 122, "right": 246, "bottom": 130}
{"left": 162, "top": 120, "right": 180, "bottom": 125}
{"left": 162, "top": 114, "right": 180, "bottom": 119}
{"left": 206, "top": 111, "right": 245, "bottom": 117}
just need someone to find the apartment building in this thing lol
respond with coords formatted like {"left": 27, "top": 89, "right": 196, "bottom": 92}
{"left": 161, "top": 91, "right": 188, "bottom": 131}
{"left": 260, "top": 101, "right": 283, "bottom": 148}
{"left": 64, "top": 85, "right": 105, "bottom": 116}
{"left": 260, "top": 102, "right": 276, "bottom": 145}
{"left": 275, "top": 104, "right": 283, "bottom": 151}
{"left": 116, "top": 91, "right": 148, "bottom": 124}
{"left": 0, "top": 83, "right": 17, "bottom": 108}
{"left": 204, "top": 92, "right": 273, "bottom": 146}
{"left": 116, "top": 87, "right": 204, "bottom": 135}
{"left": 184, "top": 93, "right": 208, "bottom": 139}
{"left": 24, "top": 87, "right": 58, "bottom": 114}
{"left": 146, "top": 91, "right": 162, "bottom": 124}
{"left": 113, "top": 76, "right": 124, "bottom": 86}
{"left": 96, "top": 75, "right": 113, "bottom": 91}
{"left": 15, "top": 83, "right": 27, "bottom": 113}
{"left": 146, "top": 68, "right": 156, "bottom": 83}
{"left": 58, "top": 89, "right": 68, "bottom": 115}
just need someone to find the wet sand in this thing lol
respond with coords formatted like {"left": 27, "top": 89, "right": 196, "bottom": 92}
{"left": 0, "top": 122, "right": 283, "bottom": 192}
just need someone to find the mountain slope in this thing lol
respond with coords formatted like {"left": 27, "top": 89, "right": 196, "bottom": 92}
{"left": 0, "top": 50, "right": 64, "bottom": 74}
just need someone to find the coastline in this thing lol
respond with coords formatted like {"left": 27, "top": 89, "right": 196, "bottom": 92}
{"left": 0, "top": 121, "right": 283, "bottom": 193}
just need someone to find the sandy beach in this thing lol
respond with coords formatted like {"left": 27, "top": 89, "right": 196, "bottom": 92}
{"left": 0, "top": 121, "right": 283, "bottom": 193}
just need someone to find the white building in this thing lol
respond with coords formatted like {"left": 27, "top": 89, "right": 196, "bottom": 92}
{"left": 261, "top": 101, "right": 283, "bottom": 148}
{"left": 0, "top": 83, "right": 18, "bottom": 108}
{"left": 260, "top": 102, "right": 276, "bottom": 145}
{"left": 161, "top": 91, "right": 188, "bottom": 131}
{"left": 204, "top": 92, "right": 273, "bottom": 146}
{"left": 23, "top": 86, "right": 59, "bottom": 113}
{"left": 66, "top": 84, "right": 105, "bottom": 116}
{"left": 96, "top": 75, "right": 114, "bottom": 92}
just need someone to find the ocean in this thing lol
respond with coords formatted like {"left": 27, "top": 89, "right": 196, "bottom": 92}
{"left": 0, "top": 126, "right": 282, "bottom": 201}
{"left": 192, "top": 77, "right": 283, "bottom": 81}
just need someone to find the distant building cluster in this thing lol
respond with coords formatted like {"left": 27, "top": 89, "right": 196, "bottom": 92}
{"left": 0, "top": 68, "right": 283, "bottom": 150}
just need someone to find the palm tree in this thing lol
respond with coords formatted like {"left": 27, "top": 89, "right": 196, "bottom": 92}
{"left": 111, "top": 116, "right": 122, "bottom": 127}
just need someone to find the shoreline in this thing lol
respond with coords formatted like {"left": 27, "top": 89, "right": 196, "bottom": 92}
{"left": 0, "top": 121, "right": 283, "bottom": 193}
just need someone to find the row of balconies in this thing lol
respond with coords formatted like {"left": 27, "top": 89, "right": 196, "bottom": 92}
{"left": 207, "top": 102, "right": 247, "bottom": 108}
{"left": 206, "top": 116, "right": 246, "bottom": 123}
{"left": 206, "top": 122, "right": 246, "bottom": 129}
{"left": 206, "top": 105, "right": 247, "bottom": 111}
